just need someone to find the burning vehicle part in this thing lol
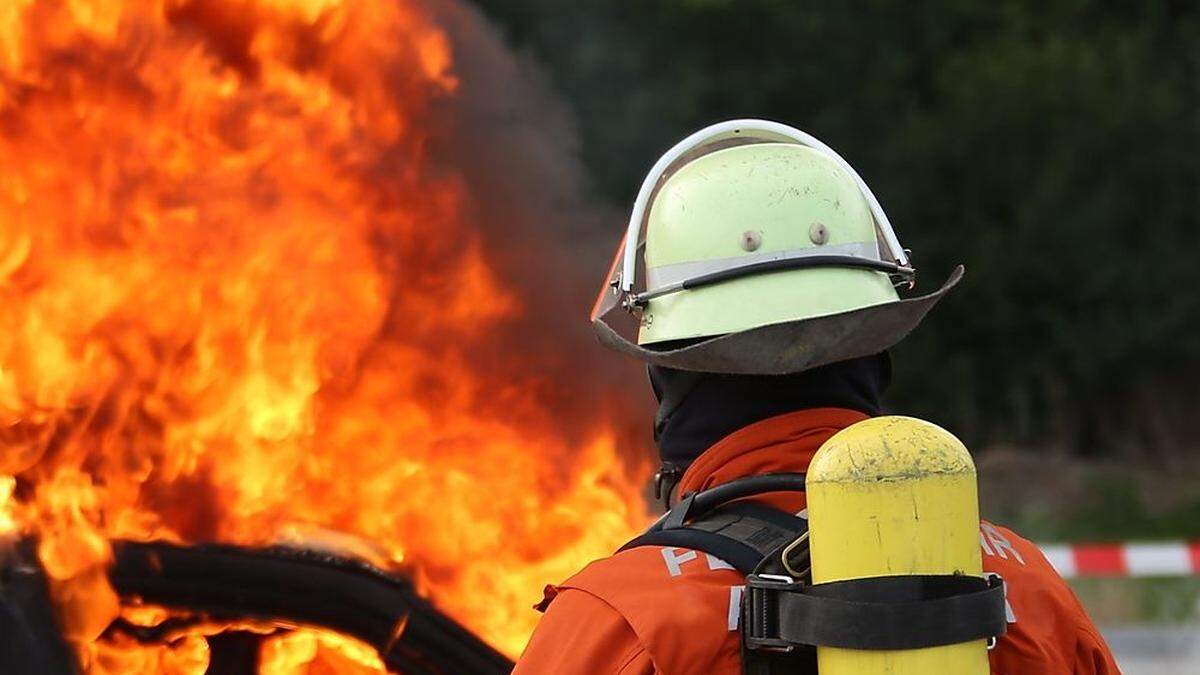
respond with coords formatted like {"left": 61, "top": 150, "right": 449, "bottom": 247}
{"left": 0, "top": 0, "right": 647, "bottom": 672}
{"left": 1, "top": 539, "right": 79, "bottom": 673}
{"left": 2, "top": 536, "right": 512, "bottom": 674}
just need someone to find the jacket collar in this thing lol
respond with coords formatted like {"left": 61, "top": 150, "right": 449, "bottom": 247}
{"left": 674, "top": 407, "right": 869, "bottom": 503}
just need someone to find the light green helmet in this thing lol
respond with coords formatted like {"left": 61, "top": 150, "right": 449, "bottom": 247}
{"left": 591, "top": 119, "right": 962, "bottom": 374}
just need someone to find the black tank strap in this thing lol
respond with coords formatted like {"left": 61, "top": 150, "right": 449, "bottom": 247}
{"left": 745, "top": 573, "right": 1008, "bottom": 651}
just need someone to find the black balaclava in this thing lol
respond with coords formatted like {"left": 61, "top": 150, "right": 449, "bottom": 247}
{"left": 649, "top": 352, "right": 891, "bottom": 471}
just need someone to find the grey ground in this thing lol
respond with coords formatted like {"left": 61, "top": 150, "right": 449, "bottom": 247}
{"left": 1104, "top": 625, "right": 1200, "bottom": 675}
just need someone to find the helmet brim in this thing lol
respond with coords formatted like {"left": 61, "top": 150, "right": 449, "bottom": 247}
{"left": 592, "top": 265, "right": 963, "bottom": 375}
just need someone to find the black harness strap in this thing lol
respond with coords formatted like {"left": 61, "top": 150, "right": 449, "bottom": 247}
{"left": 618, "top": 479, "right": 816, "bottom": 675}
{"left": 616, "top": 474, "right": 1007, "bottom": 675}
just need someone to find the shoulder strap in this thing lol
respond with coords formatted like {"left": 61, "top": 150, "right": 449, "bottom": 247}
{"left": 617, "top": 478, "right": 818, "bottom": 675}
{"left": 619, "top": 501, "right": 808, "bottom": 576}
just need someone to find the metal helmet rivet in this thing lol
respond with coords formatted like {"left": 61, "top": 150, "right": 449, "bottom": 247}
{"left": 741, "top": 230, "right": 762, "bottom": 252}
{"left": 809, "top": 222, "right": 829, "bottom": 245}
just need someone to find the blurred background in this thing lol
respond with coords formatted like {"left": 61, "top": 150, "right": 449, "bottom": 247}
{"left": 469, "top": 1, "right": 1199, "bottom": 671}
{"left": 0, "top": 1, "right": 1195, "bottom": 672}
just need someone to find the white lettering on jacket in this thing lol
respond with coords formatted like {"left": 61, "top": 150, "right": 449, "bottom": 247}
{"left": 660, "top": 547, "right": 736, "bottom": 576}
{"left": 706, "top": 553, "right": 735, "bottom": 571}
{"left": 980, "top": 523, "right": 1026, "bottom": 565}
{"left": 728, "top": 586, "right": 744, "bottom": 630}
{"left": 661, "top": 548, "right": 698, "bottom": 577}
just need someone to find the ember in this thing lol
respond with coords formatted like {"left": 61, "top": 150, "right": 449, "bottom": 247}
{"left": 0, "top": 0, "right": 649, "bottom": 672}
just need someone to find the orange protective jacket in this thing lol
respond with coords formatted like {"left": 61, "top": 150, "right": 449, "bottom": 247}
{"left": 513, "top": 408, "right": 1121, "bottom": 675}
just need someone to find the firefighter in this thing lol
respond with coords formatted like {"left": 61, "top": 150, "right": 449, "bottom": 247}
{"left": 512, "top": 120, "right": 1120, "bottom": 674}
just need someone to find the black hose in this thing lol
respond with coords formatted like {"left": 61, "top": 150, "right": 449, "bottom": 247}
{"left": 647, "top": 472, "right": 806, "bottom": 533}
{"left": 109, "top": 540, "right": 513, "bottom": 675}
{"left": 633, "top": 255, "right": 913, "bottom": 304}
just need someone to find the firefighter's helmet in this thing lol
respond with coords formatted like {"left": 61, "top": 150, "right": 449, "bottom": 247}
{"left": 591, "top": 119, "right": 962, "bottom": 374}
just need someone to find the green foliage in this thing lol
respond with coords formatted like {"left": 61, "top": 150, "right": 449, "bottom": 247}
{"left": 1070, "top": 577, "right": 1200, "bottom": 623}
{"left": 1003, "top": 471, "right": 1200, "bottom": 541}
{"left": 474, "top": 0, "right": 1200, "bottom": 459}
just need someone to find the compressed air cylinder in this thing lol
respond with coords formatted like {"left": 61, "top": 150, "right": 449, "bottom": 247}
{"left": 806, "top": 416, "right": 989, "bottom": 675}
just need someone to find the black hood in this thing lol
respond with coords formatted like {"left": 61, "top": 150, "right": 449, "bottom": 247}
{"left": 649, "top": 352, "right": 891, "bottom": 470}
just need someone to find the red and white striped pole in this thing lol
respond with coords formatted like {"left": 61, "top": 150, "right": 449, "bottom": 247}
{"left": 1039, "top": 541, "right": 1200, "bottom": 578}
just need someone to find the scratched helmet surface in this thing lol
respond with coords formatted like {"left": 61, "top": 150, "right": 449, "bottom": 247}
{"left": 639, "top": 142, "right": 899, "bottom": 344}
{"left": 591, "top": 119, "right": 962, "bottom": 375}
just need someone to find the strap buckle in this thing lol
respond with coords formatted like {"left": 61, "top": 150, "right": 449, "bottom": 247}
{"left": 984, "top": 572, "right": 1006, "bottom": 650}
{"left": 744, "top": 574, "right": 801, "bottom": 653}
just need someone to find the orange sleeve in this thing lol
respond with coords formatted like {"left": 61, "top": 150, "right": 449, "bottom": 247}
{"left": 981, "top": 523, "right": 1122, "bottom": 674}
{"left": 512, "top": 588, "right": 656, "bottom": 675}
{"left": 1074, "top": 622, "right": 1122, "bottom": 675}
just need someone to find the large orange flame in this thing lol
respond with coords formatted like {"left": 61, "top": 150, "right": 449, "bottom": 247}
{"left": 0, "top": 1, "right": 649, "bottom": 672}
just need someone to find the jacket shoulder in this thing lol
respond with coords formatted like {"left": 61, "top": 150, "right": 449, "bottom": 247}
{"left": 547, "top": 545, "right": 746, "bottom": 675}
{"left": 515, "top": 586, "right": 655, "bottom": 675}
{"left": 980, "top": 522, "right": 1120, "bottom": 673}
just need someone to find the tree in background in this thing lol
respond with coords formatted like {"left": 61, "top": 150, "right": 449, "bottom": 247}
{"left": 475, "top": 0, "right": 1199, "bottom": 463}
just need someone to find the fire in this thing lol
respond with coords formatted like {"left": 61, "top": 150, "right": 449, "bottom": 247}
{"left": 0, "top": 0, "right": 649, "bottom": 672}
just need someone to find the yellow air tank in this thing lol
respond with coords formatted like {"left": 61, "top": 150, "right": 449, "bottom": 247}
{"left": 805, "top": 415, "right": 989, "bottom": 674}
